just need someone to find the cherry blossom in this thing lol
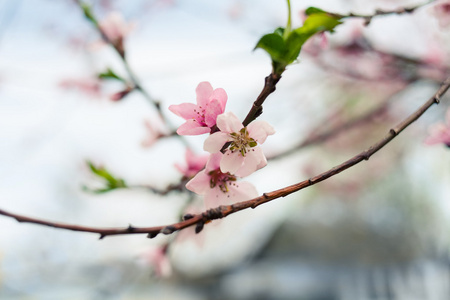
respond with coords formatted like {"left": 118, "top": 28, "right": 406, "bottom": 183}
{"left": 186, "top": 153, "right": 258, "bottom": 209}
{"left": 98, "top": 12, "right": 134, "bottom": 56}
{"left": 175, "top": 149, "right": 209, "bottom": 179}
{"left": 204, "top": 112, "right": 275, "bottom": 177}
{"left": 425, "top": 108, "right": 450, "bottom": 147}
{"left": 169, "top": 82, "right": 227, "bottom": 135}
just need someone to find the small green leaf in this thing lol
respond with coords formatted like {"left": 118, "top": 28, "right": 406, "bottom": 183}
{"left": 254, "top": 33, "right": 287, "bottom": 63}
{"left": 86, "top": 161, "right": 127, "bottom": 193}
{"left": 284, "top": 12, "right": 343, "bottom": 64}
{"left": 305, "top": 7, "right": 326, "bottom": 16}
{"left": 81, "top": 3, "right": 97, "bottom": 25}
{"left": 298, "top": 13, "right": 342, "bottom": 35}
{"left": 273, "top": 27, "right": 285, "bottom": 37}
{"left": 98, "top": 68, "right": 125, "bottom": 82}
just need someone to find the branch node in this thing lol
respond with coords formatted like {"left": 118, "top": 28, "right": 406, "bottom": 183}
{"left": 434, "top": 95, "right": 440, "bottom": 104}
{"left": 205, "top": 207, "right": 223, "bottom": 220}
{"left": 389, "top": 128, "right": 397, "bottom": 136}
{"left": 99, "top": 234, "right": 106, "bottom": 240}
{"left": 183, "top": 214, "right": 194, "bottom": 221}
{"left": 263, "top": 193, "right": 270, "bottom": 199}
{"left": 161, "top": 225, "right": 176, "bottom": 235}
{"left": 195, "top": 221, "right": 204, "bottom": 234}
{"left": 127, "top": 224, "right": 135, "bottom": 232}
{"left": 147, "top": 232, "right": 159, "bottom": 239}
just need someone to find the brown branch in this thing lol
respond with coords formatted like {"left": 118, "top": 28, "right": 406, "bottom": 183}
{"left": 269, "top": 98, "right": 391, "bottom": 160}
{"left": 242, "top": 72, "right": 282, "bottom": 127}
{"left": 76, "top": 0, "right": 189, "bottom": 146}
{"left": 1, "top": 76, "right": 448, "bottom": 239}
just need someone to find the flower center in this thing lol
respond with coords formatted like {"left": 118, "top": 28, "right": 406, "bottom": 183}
{"left": 229, "top": 127, "right": 258, "bottom": 156}
{"left": 193, "top": 105, "right": 207, "bottom": 126}
{"left": 208, "top": 168, "right": 236, "bottom": 193}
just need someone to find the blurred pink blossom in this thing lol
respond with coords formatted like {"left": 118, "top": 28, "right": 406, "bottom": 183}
{"left": 109, "top": 86, "right": 132, "bottom": 101}
{"left": 139, "top": 245, "right": 172, "bottom": 277}
{"left": 186, "top": 153, "right": 258, "bottom": 209}
{"left": 99, "top": 12, "right": 133, "bottom": 42}
{"left": 431, "top": 0, "right": 450, "bottom": 28}
{"left": 98, "top": 12, "right": 134, "bottom": 56}
{"left": 141, "top": 119, "right": 162, "bottom": 148}
{"left": 204, "top": 112, "right": 275, "bottom": 177}
{"left": 425, "top": 108, "right": 450, "bottom": 147}
{"left": 169, "top": 82, "right": 228, "bottom": 135}
{"left": 59, "top": 78, "right": 101, "bottom": 98}
{"left": 175, "top": 149, "right": 208, "bottom": 179}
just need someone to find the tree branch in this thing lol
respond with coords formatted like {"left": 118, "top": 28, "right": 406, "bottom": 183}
{"left": 1, "top": 76, "right": 448, "bottom": 239}
{"left": 242, "top": 72, "right": 282, "bottom": 126}
{"left": 339, "top": 1, "right": 435, "bottom": 25}
{"left": 269, "top": 97, "right": 391, "bottom": 160}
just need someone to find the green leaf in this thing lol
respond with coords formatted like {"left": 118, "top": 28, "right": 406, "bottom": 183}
{"left": 254, "top": 33, "right": 287, "bottom": 63}
{"left": 87, "top": 161, "right": 127, "bottom": 192}
{"left": 81, "top": 3, "right": 97, "bottom": 25}
{"left": 284, "top": 12, "right": 343, "bottom": 64}
{"left": 305, "top": 7, "right": 326, "bottom": 16}
{"left": 273, "top": 27, "right": 285, "bottom": 37}
{"left": 254, "top": 11, "right": 342, "bottom": 74}
{"left": 297, "top": 13, "right": 342, "bottom": 35}
{"left": 98, "top": 68, "right": 125, "bottom": 82}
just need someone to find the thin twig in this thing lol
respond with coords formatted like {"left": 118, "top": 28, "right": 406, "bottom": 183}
{"left": 269, "top": 98, "right": 391, "bottom": 160}
{"left": 338, "top": 1, "right": 435, "bottom": 25}
{"left": 1, "top": 76, "right": 448, "bottom": 239}
{"left": 75, "top": 0, "right": 189, "bottom": 146}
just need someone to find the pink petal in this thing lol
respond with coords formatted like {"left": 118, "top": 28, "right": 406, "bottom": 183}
{"left": 204, "top": 181, "right": 258, "bottom": 209}
{"left": 196, "top": 82, "right": 213, "bottom": 107}
{"left": 169, "top": 103, "right": 198, "bottom": 120}
{"left": 211, "top": 88, "right": 228, "bottom": 111}
{"left": 247, "top": 120, "right": 275, "bottom": 144}
{"left": 204, "top": 132, "right": 231, "bottom": 153}
{"left": 186, "top": 171, "right": 210, "bottom": 195}
{"left": 205, "top": 99, "right": 223, "bottom": 127}
{"left": 235, "top": 147, "right": 267, "bottom": 177}
{"left": 216, "top": 112, "right": 243, "bottom": 133}
{"left": 204, "top": 187, "right": 227, "bottom": 209}
{"left": 205, "top": 153, "right": 223, "bottom": 172}
{"left": 177, "top": 120, "right": 211, "bottom": 135}
{"left": 220, "top": 151, "right": 244, "bottom": 174}
{"left": 228, "top": 181, "right": 258, "bottom": 201}
{"left": 174, "top": 162, "right": 186, "bottom": 174}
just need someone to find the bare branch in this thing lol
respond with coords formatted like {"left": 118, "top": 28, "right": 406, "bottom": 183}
{"left": 338, "top": 1, "right": 435, "bottom": 25}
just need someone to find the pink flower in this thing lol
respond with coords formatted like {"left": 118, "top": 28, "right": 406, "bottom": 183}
{"left": 204, "top": 112, "right": 275, "bottom": 177}
{"left": 99, "top": 12, "right": 134, "bottom": 56}
{"left": 431, "top": 0, "right": 450, "bottom": 28}
{"left": 139, "top": 245, "right": 172, "bottom": 277}
{"left": 186, "top": 153, "right": 258, "bottom": 209}
{"left": 99, "top": 12, "right": 134, "bottom": 43}
{"left": 425, "top": 109, "right": 450, "bottom": 147}
{"left": 58, "top": 78, "right": 101, "bottom": 98}
{"left": 175, "top": 149, "right": 209, "bottom": 178}
{"left": 169, "top": 82, "right": 227, "bottom": 135}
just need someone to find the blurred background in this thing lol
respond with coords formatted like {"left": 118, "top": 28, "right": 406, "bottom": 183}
{"left": 0, "top": 0, "right": 450, "bottom": 299}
